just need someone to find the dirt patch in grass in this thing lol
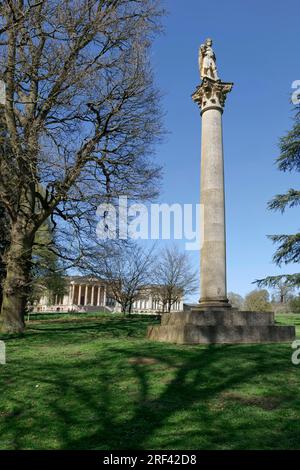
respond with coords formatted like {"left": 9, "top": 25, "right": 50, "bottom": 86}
{"left": 65, "top": 351, "right": 85, "bottom": 357}
{"left": 222, "top": 392, "right": 282, "bottom": 411}
{"left": 128, "top": 357, "right": 159, "bottom": 365}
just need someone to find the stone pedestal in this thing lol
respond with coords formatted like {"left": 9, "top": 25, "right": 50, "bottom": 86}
{"left": 147, "top": 309, "right": 295, "bottom": 344}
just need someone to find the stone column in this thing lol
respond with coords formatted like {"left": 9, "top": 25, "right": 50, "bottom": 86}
{"left": 103, "top": 286, "right": 107, "bottom": 307}
{"left": 192, "top": 77, "right": 233, "bottom": 309}
{"left": 91, "top": 285, "right": 95, "bottom": 306}
{"left": 84, "top": 285, "right": 88, "bottom": 306}
{"left": 78, "top": 284, "right": 82, "bottom": 306}
{"left": 97, "top": 286, "right": 101, "bottom": 306}
{"left": 69, "top": 284, "right": 74, "bottom": 305}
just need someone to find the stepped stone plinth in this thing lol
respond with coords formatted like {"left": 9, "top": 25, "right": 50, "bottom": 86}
{"left": 147, "top": 309, "right": 295, "bottom": 344}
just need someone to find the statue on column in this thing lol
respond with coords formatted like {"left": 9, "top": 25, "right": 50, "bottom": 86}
{"left": 199, "top": 38, "right": 219, "bottom": 81}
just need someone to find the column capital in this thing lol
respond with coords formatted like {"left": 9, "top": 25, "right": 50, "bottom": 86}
{"left": 192, "top": 77, "right": 233, "bottom": 115}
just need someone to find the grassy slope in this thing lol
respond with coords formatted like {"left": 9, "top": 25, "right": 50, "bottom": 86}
{"left": 0, "top": 313, "right": 299, "bottom": 450}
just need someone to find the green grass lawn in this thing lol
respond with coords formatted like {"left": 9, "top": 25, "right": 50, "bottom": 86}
{"left": 0, "top": 313, "right": 300, "bottom": 450}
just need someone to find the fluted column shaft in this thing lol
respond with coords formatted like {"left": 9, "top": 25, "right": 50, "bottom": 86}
{"left": 192, "top": 77, "right": 233, "bottom": 308}
{"left": 200, "top": 107, "right": 227, "bottom": 304}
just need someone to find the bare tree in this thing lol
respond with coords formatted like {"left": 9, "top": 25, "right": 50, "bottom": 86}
{"left": 227, "top": 291, "right": 244, "bottom": 310}
{"left": 100, "top": 243, "right": 155, "bottom": 314}
{"left": 152, "top": 245, "right": 198, "bottom": 313}
{"left": 256, "top": 277, "right": 294, "bottom": 304}
{"left": 0, "top": 0, "right": 164, "bottom": 332}
{"left": 0, "top": 203, "right": 10, "bottom": 308}
{"left": 273, "top": 280, "right": 294, "bottom": 304}
{"left": 244, "top": 289, "right": 271, "bottom": 312}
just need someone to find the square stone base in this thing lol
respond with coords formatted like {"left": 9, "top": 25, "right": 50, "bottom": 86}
{"left": 147, "top": 308, "right": 295, "bottom": 344}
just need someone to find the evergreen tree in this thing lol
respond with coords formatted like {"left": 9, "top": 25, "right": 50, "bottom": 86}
{"left": 256, "top": 106, "right": 300, "bottom": 290}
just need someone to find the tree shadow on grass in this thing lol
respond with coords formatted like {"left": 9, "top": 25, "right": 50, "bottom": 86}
{"left": 68, "top": 344, "right": 299, "bottom": 450}
{"left": 1, "top": 337, "right": 299, "bottom": 450}
{"left": 0, "top": 317, "right": 158, "bottom": 347}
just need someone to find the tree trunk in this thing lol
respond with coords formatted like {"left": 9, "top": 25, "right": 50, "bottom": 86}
{"left": 0, "top": 224, "right": 33, "bottom": 334}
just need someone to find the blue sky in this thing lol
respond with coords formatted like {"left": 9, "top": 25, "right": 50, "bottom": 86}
{"left": 149, "top": 0, "right": 300, "bottom": 300}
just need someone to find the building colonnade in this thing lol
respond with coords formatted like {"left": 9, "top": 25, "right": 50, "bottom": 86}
{"left": 54, "top": 282, "right": 107, "bottom": 307}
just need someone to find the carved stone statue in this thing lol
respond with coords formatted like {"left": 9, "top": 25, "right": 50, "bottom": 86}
{"left": 199, "top": 38, "right": 219, "bottom": 81}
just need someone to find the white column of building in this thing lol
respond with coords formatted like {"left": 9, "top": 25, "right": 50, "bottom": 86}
{"left": 68, "top": 284, "right": 73, "bottom": 305}
{"left": 84, "top": 285, "right": 88, "bottom": 306}
{"left": 149, "top": 294, "right": 152, "bottom": 311}
{"left": 78, "top": 284, "right": 82, "bottom": 306}
{"left": 103, "top": 285, "right": 107, "bottom": 307}
{"left": 91, "top": 286, "right": 95, "bottom": 306}
{"left": 97, "top": 286, "right": 101, "bottom": 306}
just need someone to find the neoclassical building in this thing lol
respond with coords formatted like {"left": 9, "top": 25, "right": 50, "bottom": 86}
{"left": 35, "top": 276, "right": 109, "bottom": 313}
{"left": 35, "top": 276, "right": 183, "bottom": 314}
